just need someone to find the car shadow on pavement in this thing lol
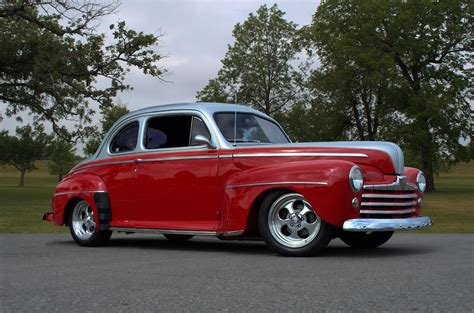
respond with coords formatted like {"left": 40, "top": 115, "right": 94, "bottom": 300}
{"left": 50, "top": 235, "right": 437, "bottom": 258}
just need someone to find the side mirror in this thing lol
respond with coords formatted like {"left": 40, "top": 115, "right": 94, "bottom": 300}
{"left": 193, "top": 135, "right": 216, "bottom": 149}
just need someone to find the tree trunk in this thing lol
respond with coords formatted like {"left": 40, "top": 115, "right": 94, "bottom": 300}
{"left": 420, "top": 124, "right": 436, "bottom": 192}
{"left": 351, "top": 95, "right": 365, "bottom": 140}
{"left": 421, "top": 145, "right": 436, "bottom": 192}
{"left": 19, "top": 170, "right": 25, "bottom": 188}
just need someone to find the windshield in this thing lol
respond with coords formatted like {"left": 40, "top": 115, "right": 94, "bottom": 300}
{"left": 214, "top": 112, "right": 290, "bottom": 144}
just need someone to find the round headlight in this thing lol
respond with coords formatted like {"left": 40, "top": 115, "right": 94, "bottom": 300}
{"left": 349, "top": 166, "right": 364, "bottom": 192}
{"left": 417, "top": 172, "right": 426, "bottom": 193}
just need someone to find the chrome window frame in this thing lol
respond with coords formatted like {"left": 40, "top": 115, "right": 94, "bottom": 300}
{"left": 98, "top": 109, "right": 221, "bottom": 159}
{"left": 91, "top": 104, "right": 292, "bottom": 161}
{"left": 107, "top": 119, "right": 141, "bottom": 156}
{"left": 139, "top": 110, "right": 218, "bottom": 153}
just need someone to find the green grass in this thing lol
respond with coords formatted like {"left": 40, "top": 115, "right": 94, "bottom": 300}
{"left": 415, "top": 162, "right": 474, "bottom": 233}
{"left": 0, "top": 161, "right": 473, "bottom": 233}
{"left": 0, "top": 161, "right": 66, "bottom": 233}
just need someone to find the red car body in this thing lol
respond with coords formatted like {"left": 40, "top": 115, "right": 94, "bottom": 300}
{"left": 44, "top": 103, "right": 431, "bottom": 255}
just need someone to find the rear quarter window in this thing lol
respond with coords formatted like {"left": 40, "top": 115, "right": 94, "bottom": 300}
{"left": 109, "top": 121, "right": 139, "bottom": 154}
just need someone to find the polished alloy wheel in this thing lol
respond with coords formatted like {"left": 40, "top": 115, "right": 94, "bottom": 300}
{"left": 268, "top": 194, "right": 321, "bottom": 248}
{"left": 72, "top": 201, "right": 96, "bottom": 240}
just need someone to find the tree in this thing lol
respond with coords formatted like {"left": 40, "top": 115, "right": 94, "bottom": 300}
{"left": 276, "top": 100, "right": 352, "bottom": 143}
{"left": 48, "top": 139, "right": 76, "bottom": 181}
{"left": 0, "top": 1, "right": 165, "bottom": 141}
{"left": 84, "top": 104, "right": 129, "bottom": 156}
{"left": 196, "top": 79, "right": 233, "bottom": 104}
{"left": 309, "top": 0, "right": 473, "bottom": 191}
{"left": 303, "top": 55, "right": 403, "bottom": 141}
{"left": 0, "top": 125, "right": 49, "bottom": 187}
{"left": 196, "top": 4, "right": 302, "bottom": 116}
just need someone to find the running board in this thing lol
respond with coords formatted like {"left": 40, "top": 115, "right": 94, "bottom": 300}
{"left": 109, "top": 227, "right": 244, "bottom": 237}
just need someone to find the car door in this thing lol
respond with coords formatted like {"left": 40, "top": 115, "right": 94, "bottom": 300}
{"left": 98, "top": 120, "right": 141, "bottom": 225}
{"left": 132, "top": 113, "right": 219, "bottom": 231}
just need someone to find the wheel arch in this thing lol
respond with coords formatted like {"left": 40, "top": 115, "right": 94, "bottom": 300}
{"left": 244, "top": 187, "right": 296, "bottom": 236}
{"left": 63, "top": 197, "right": 87, "bottom": 225}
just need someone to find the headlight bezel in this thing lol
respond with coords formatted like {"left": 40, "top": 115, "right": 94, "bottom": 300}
{"left": 416, "top": 171, "right": 426, "bottom": 193}
{"left": 349, "top": 166, "right": 364, "bottom": 193}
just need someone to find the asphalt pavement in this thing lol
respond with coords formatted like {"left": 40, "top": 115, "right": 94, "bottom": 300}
{"left": 1, "top": 233, "right": 473, "bottom": 312}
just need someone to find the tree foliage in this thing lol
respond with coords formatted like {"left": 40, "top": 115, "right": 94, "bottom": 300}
{"left": 196, "top": 4, "right": 303, "bottom": 116}
{"left": 0, "top": 124, "right": 49, "bottom": 187}
{"left": 83, "top": 104, "right": 129, "bottom": 156}
{"left": 0, "top": 1, "right": 165, "bottom": 141}
{"left": 48, "top": 139, "right": 77, "bottom": 181}
{"left": 308, "top": 0, "right": 473, "bottom": 191}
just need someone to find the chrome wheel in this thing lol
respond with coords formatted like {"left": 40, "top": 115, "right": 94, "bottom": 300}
{"left": 71, "top": 201, "right": 96, "bottom": 241}
{"left": 268, "top": 193, "right": 321, "bottom": 248}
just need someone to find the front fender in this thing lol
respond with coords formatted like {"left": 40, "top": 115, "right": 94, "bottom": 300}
{"left": 222, "top": 160, "right": 360, "bottom": 232}
{"left": 52, "top": 172, "right": 109, "bottom": 226}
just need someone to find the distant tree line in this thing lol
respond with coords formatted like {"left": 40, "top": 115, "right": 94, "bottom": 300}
{"left": 197, "top": 2, "right": 473, "bottom": 191}
{"left": 0, "top": 104, "right": 129, "bottom": 187}
{"left": 0, "top": 125, "right": 75, "bottom": 186}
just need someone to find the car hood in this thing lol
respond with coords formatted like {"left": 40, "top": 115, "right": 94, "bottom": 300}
{"left": 287, "top": 141, "right": 404, "bottom": 174}
{"left": 233, "top": 141, "right": 404, "bottom": 175}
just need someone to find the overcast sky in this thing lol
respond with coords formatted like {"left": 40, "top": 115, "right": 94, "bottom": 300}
{"left": 0, "top": 0, "right": 320, "bottom": 142}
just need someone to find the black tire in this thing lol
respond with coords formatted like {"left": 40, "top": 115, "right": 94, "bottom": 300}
{"left": 69, "top": 200, "right": 112, "bottom": 247}
{"left": 163, "top": 234, "right": 194, "bottom": 241}
{"left": 258, "top": 191, "right": 333, "bottom": 257}
{"left": 339, "top": 231, "right": 394, "bottom": 249}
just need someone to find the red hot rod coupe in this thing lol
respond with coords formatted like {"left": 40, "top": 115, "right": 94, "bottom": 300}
{"left": 43, "top": 103, "right": 432, "bottom": 256}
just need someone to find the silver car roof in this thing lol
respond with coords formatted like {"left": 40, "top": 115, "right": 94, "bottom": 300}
{"left": 114, "top": 102, "right": 271, "bottom": 125}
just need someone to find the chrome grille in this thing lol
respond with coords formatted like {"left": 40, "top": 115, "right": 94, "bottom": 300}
{"left": 361, "top": 176, "right": 419, "bottom": 218}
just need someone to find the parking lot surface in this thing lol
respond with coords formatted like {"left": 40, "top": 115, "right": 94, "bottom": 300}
{"left": 1, "top": 233, "right": 473, "bottom": 312}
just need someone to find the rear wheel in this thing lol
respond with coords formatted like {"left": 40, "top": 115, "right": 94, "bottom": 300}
{"left": 258, "top": 192, "right": 333, "bottom": 257}
{"left": 163, "top": 234, "right": 194, "bottom": 241}
{"left": 69, "top": 200, "right": 111, "bottom": 247}
{"left": 339, "top": 231, "right": 394, "bottom": 249}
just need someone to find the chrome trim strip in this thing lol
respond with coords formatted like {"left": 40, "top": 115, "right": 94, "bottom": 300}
{"left": 362, "top": 193, "right": 418, "bottom": 199}
{"left": 75, "top": 155, "right": 218, "bottom": 171}
{"left": 54, "top": 190, "right": 107, "bottom": 197}
{"left": 360, "top": 209, "right": 416, "bottom": 214}
{"left": 109, "top": 227, "right": 217, "bottom": 236}
{"left": 233, "top": 152, "right": 368, "bottom": 158}
{"left": 136, "top": 155, "right": 218, "bottom": 163}
{"left": 221, "top": 230, "right": 245, "bottom": 237}
{"left": 361, "top": 201, "right": 417, "bottom": 207}
{"left": 343, "top": 216, "right": 432, "bottom": 232}
{"left": 224, "top": 181, "right": 328, "bottom": 189}
{"left": 75, "top": 160, "right": 135, "bottom": 171}
{"left": 364, "top": 175, "right": 418, "bottom": 191}
{"left": 76, "top": 151, "right": 367, "bottom": 171}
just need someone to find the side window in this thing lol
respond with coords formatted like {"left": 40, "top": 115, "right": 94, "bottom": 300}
{"left": 109, "top": 121, "right": 139, "bottom": 154}
{"left": 190, "top": 116, "right": 211, "bottom": 146}
{"left": 145, "top": 115, "right": 192, "bottom": 149}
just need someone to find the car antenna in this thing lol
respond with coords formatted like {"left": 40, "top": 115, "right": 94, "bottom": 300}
{"left": 233, "top": 94, "right": 237, "bottom": 147}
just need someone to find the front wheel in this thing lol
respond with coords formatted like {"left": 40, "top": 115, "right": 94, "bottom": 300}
{"left": 339, "top": 231, "right": 394, "bottom": 249}
{"left": 258, "top": 192, "right": 333, "bottom": 257}
{"left": 69, "top": 200, "right": 111, "bottom": 247}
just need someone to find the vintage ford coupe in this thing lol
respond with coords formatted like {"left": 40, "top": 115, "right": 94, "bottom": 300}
{"left": 43, "top": 103, "right": 432, "bottom": 256}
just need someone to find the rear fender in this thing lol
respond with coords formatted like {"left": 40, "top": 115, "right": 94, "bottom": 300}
{"left": 52, "top": 173, "right": 111, "bottom": 229}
